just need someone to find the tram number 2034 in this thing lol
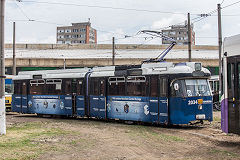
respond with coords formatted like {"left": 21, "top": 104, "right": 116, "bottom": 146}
{"left": 188, "top": 100, "right": 198, "bottom": 105}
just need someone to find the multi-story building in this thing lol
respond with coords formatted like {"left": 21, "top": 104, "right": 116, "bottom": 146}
{"left": 57, "top": 22, "right": 97, "bottom": 44}
{"left": 162, "top": 21, "right": 195, "bottom": 45}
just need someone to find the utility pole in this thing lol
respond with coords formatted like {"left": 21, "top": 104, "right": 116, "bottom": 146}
{"left": 13, "top": 22, "right": 16, "bottom": 75}
{"left": 187, "top": 13, "right": 192, "bottom": 62}
{"left": 0, "top": 0, "right": 6, "bottom": 135}
{"left": 218, "top": 4, "right": 222, "bottom": 95}
{"left": 112, "top": 37, "right": 115, "bottom": 66}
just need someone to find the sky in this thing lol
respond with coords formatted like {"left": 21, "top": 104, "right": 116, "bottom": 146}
{"left": 4, "top": 0, "right": 240, "bottom": 45}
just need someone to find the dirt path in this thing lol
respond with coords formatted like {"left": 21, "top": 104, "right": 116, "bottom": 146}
{"left": 2, "top": 111, "right": 240, "bottom": 160}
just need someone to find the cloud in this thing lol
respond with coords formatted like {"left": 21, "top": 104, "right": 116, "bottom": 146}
{"left": 199, "top": 23, "right": 212, "bottom": 31}
{"left": 151, "top": 14, "right": 186, "bottom": 30}
{"left": 4, "top": 0, "right": 240, "bottom": 45}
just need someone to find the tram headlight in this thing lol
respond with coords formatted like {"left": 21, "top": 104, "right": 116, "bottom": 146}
{"left": 198, "top": 105, "right": 203, "bottom": 110}
{"left": 195, "top": 63, "right": 202, "bottom": 71}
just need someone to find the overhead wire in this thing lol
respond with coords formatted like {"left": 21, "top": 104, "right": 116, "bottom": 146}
{"left": 9, "top": 0, "right": 240, "bottom": 44}
{"left": 222, "top": 0, "right": 240, "bottom": 9}
{"left": 14, "top": 1, "right": 32, "bottom": 21}
{"left": 18, "top": 0, "right": 193, "bottom": 15}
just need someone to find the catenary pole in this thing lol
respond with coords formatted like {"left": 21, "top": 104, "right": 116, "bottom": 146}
{"left": 0, "top": 0, "right": 6, "bottom": 135}
{"left": 112, "top": 37, "right": 115, "bottom": 66}
{"left": 218, "top": 4, "right": 222, "bottom": 95}
{"left": 13, "top": 22, "right": 16, "bottom": 75}
{"left": 187, "top": 13, "right": 192, "bottom": 62}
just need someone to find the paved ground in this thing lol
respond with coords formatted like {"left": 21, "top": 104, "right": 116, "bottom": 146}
{"left": 1, "top": 111, "right": 240, "bottom": 160}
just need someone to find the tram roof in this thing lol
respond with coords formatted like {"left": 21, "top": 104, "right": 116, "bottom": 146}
{"left": 13, "top": 62, "right": 210, "bottom": 80}
{"left": 141, "top": 62, "right": 210, "bottom": 76}
{"left": 224, "top": 34, "right": 240, "bottom": 57}
{"left": 14, "top": 68, "right": 90, "bottom": 80}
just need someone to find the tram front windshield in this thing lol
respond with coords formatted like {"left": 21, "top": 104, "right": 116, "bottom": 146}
{"left": 172, "top": 79, "right": 211, "bottom": 97}
{"left": 185, "top": 79, "right": 211, "bottom": 97}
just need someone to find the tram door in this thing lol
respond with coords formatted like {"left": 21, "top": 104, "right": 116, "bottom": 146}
{"left": 21, "top": 81, "right": 28, "bottom": 113}
{"left": 12, "top": 80, "right": 28, "bottom": 113}
{"left": 159, "top": 77, "right": 169, "bottom": 124}
{"left": 90, "top": 78, "right": 106, "bottom": 119}
{"left": 227, "top": 57, "right": 240, "bottom": 134}
{"left": 72, "top": 79, "right": 77, "bottom": 116}
{"left": 149, "top": 76, "right": 159, "bottom": 123}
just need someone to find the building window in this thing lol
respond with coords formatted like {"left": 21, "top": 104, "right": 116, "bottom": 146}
{"left": 58, "top": 35, "right": 64, "bottom": 39}
{"left": 79, "top": 28, "right": 86, "bottom": 32}
{"left": 65, "top": 41, "right": 71, "bottom": 44}
{"left": 72, "top": 35, "right": 79, "bottom": 38}
{"left": 65, "top": 35, "right": 71, "bottom": 38}
{"left": 58, "top": 29, "right": 64, "bottom": 33}
{"left": 73, "top": 29, "right": 79, "bottom": 32}
{"left": 66, "top": 29, "right": 71, "bottom": 33}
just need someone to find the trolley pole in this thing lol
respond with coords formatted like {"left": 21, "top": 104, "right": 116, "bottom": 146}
{"left": 218, "top": 4, "right": 222, "bottom": 95}
{"left": 13, "top": 22, "right": 16, "bottom": 75}
{"left": 187, "top": 13, "right": 192, "bottom": 62}
{"left": 112, "top": 37, "right": 115, "bottom": 66}
{"left": 0, "top": 0, "right": 6, "bottom": 135}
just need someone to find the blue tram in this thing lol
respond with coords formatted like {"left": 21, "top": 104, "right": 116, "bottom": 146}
{"left": 12, "top": 62, "right": 213, "bottom": 125}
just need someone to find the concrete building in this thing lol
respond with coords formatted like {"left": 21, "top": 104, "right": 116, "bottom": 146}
{"left": 162, "top": 21, "right": 195, "bottom": 45}
{"left": 57, "top": 22, "right": 97, "bottom": 44}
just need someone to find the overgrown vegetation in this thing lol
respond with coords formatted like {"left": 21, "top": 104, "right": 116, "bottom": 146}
{"left": 0, "top": 122, "right": 69, "bottom": 160}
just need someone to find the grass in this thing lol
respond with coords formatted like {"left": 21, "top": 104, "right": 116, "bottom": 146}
{"left": 0, "top": 122, "right": 69, "bottom": 160}
{"left": 213, "top": 116, "right": 221, "bottom": 122}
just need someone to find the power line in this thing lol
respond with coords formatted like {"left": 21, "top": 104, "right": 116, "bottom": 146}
{"left": 196, "top": 36, "right": 218, "bottom": 38}
{"left": 192, "top": 9, "right": 218, "bottom": 24}
{"left": 18, "top": 0, "right": 197, "bottom": 15}
{"left": 192, "top": 1, "right": 240, "bottom": 24}
{"left": 221, "top": 0, "right": 225, "bottom": 5}
{"left": 14, "top": 1, "right": 32, "bottom": 21}
{"left": 222, "top": 0, "right": 240, "bottom": 9}
{"left": 115, "top": 37, "right": 158, "bottom": 53}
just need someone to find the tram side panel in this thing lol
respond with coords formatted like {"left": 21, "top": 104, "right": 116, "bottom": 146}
{"left": 27, "top": 79, "right": 73, "bottom": 116}
{"left": 107, "top": 76, "right": 152, "bottom": 122}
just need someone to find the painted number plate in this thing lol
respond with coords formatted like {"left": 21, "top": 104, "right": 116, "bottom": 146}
{"left": 196, "top": 114, "right": 206, "bottom": 120}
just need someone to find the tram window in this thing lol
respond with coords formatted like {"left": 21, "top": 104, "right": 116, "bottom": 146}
{"left": 160, "top": 78, "right": 168, "bottom": 97}
{"left": 65, "top": 80, "right": 72, "bottom": 95}
{"left": 171, "top": 80, "right": 184, "bottom": 97}
{"left": 150, "top": 76, "right": 158, "bottom": 97}
{"left": 227, "top": 63, "right": 232, "bottom": 89}
{"left": 46, "top": 79, "right": 62, "bottom": 95}
{"left": 209, "top": 81, "right": 214, "bottom": 91}
{"left": 14, "top": 81, "right": 22, "bottom": 94}
{"left": 99, "top": 80, "right": 105, "bottom": 96}
{"left": 91, "top": 78, "right": 99, "bottom": 95}
{"left": 127, "top": 76, "right": 148, "bottom": 96}
{"left": 77, "top": 80, "right": 83, "bottom": 95}
{"left": 109, "top": 77, "right": 125, "bottom": 96}
{"left": 30, "top": 83, "right": 44, "bottom": 95}
{"left": 238, "top": 63, "right": 240, "bottom": 96}
{"left": 231, "top": 63, "right": 235, "bottom": 90}
{"left": 22, "top": 82, "right": 27, "bottom": 95}
{"left": 185, "top": 79, "right": 211, "bottom": 97}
